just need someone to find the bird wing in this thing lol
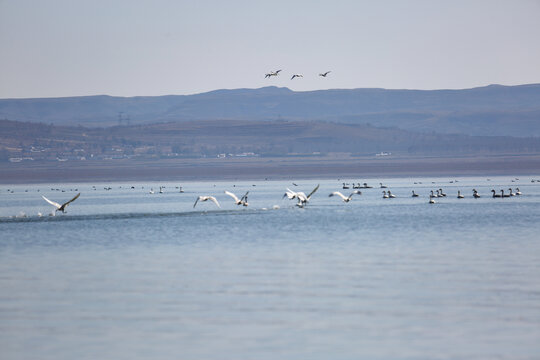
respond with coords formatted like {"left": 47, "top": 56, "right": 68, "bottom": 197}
{"left": 351, "top": 190, "right": 361, "bottom": 196}
{"left": 291, "top": 75, "right": 296, "bottom": 80}
{"left": 325, "top": 71, "right": 331, "bottom": 76}
{"left": 63, "top": 192, "right": 80, "bottom": 207}
{"left": 275, "top": 69, "right": 282, "bottom": 74}
{"left": 209, "top": 196, "right": 220, "bottom": 207}
{"left": 240, "top": 191, "right": 249, "bottom": 202}
{"left": 224, "top": 191, "right": 240, "bottom": 203}
{"left": 42, "top": 195, "right": 61, "bottom": 209}
{"left": 329, "top": 191, "right": 346, "bottom": 200}
{"left": 307, "top": 184, "right": 320, "bottom": 199}
{"left": 284, "top": 188, "right": 297, "bottom": 199}
{"left": 193, "top": 197, "right": 200, "bottom": 208}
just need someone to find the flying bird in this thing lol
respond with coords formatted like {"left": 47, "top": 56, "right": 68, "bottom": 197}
{"left": 42, "top": 193, "right": 80, "bottom": 213}
{"left": 265, "top": 69, "right": 282, "bottom": 78}
{"left": 295, "top": 184, "right": 320, "bottom": 206}
{"left": 291, "top": 74, "right": 303, "bottom": 80}
{"left": 283, "top": 188, "right": 298, "bottom": 200}
{"left": 283, "top": 185, "right": 319, "bottom": 207}
{"left": 193, "top": 196, "right": 220, "bottom": 208}
{"left": 224, "top": 190, "right": 249, "bottom": 206}
{"left": 319, "top": 71, "right": 331, "bottom": 77}
{"left": 329, "top": 190, "right": 361, "bottom": 202}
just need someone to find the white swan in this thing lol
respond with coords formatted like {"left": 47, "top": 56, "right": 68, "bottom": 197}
{"left": 329, "top": 190, "right": 361, "bottom": 202}
{"left": 284, "top": 185, "right": 319, "bottom": 207}
{"left": 283, "top": 188, "right": 298, "bottom": 200}
{"left": 387, "top": 190, "right": 396, "bottom": 198}
{"left": 225, "top": 190, "right": 249, "bottom": 206}
{"left": 42, "top": 193, "right": 81, "bottom": 213}
{"left": 457, "top": 190, "right": 464, "bottom": 199}
{"left": 491, "top": 190, "right": 501, "bottom": 198}
{"left": 515, "top": 188, "right": 522, "bottom": 196}
{"left": 382, "top": 191, "right": 389, "bottom": 199}
{"left": 411, "top": 190, "right": 419, "bottom": 197}
{"left": 295, "top": 184, "right": 320, "bottom": 206}
{"left": 438, "top": 188, "right": 446, "bottom": 197}
{"left": 193, "top": 196, "right": 220, "bottom": 208}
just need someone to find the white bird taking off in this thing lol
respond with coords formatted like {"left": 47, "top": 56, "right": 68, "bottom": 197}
{"left": 42, "top": 193, "right": 80, "bottom": 213}
{"left": 284, "top": 185, "right": 319, "bottom": 207}
{"left": 329, "top": 190, "right": 361, "bottom": 202}
{"left": 295, "top": 184, "right": 320, "bottom": 206}
{"left": 193, "top": 196, "right": 220, "bottom": 208}
{"left": 225, "top": 191, "right": 249, "bottom": 206}
{"left": 319, "top": 71, "right": 331, "bottom": 77}
{"left": 283, "top": 188, "right": 298, "bottom": 200}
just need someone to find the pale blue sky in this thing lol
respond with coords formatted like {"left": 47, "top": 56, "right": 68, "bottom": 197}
{"left": 1, "top": 0, "right": 540, "bottom": 98}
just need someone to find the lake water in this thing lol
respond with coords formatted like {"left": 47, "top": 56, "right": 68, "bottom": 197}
{"left": 1, "top": 176, "right": 540, "bottom": 360}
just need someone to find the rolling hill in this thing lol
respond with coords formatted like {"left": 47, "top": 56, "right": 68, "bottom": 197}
{"left": 1, "top": 84, "right": 539, "bottom": 137}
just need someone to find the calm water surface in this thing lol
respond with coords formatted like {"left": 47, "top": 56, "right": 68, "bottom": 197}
{"left": 1, "top": 176, "right": 540, "bottom": 359}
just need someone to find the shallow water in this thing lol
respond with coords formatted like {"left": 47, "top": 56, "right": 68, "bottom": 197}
{"left": 1, "top": 176, "right": 540, "bottom": 359}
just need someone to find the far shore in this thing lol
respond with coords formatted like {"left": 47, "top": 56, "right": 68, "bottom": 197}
{"left": 1, "top": 153, "right": 539, "bottom": 184}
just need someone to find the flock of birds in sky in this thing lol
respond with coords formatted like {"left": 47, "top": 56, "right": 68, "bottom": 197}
{"left": 264, "top": 69, "right": 331, "bottom": 80}
{"left": 3, "top": 178, "right": 537, "bottom": 218}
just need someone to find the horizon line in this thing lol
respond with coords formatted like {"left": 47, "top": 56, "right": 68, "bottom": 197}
{"left": 2, "top": 82, "right": 540, "bottom": 101}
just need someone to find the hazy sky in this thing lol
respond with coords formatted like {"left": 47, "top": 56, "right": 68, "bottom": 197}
{"left": 1, "top": 0, "right": 540, "bottom": 98}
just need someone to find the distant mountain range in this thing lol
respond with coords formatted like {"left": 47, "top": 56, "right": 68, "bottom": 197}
{"left": 1, "top": 84, "right": 539, "bottom": 137}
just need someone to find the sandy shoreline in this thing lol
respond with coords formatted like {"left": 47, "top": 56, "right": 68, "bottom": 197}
{"left": 1, "top": 154, "right": 540, "bottom": 184}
